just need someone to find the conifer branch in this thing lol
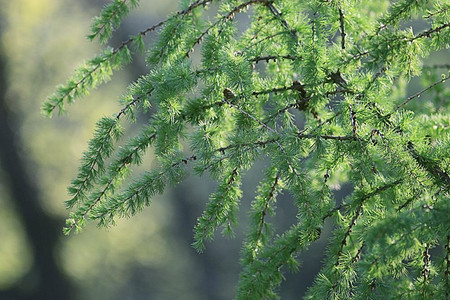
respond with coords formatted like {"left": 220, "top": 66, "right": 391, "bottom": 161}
{"left": 376, "top": 0, "right": 419, "bottom": 34}
{"left": 155, "top": 0, "right": 216, "bottom": 63}
{"left": 71, "top": 154, "right": 198, "bottom": 232}
{"left": 121, "top": 155, "right": 197, "bottom": 204}
{"left": 222, "top": 99, "right": 275, "bottom": 133}
{"left": 241, "top": 168, "right": 282, "bottom": 266}
{"left": 424, "top": 6, "right": 449, "bottom": 19}
{"left": 43, "top": 0, "right": 215, "bottom": 115}
{"left": 352, "top": 241, "right": 365, "bottom": 263}
{"left": 253, "top": 171, "right": 280, "bottom": 255}
{"left": 421, "top": 243, "right": 430, "bottom": 282}
{"left": 338, "top": 7, "right": 346, "bottom": 49}
{"left": 214, "top": 133, "right": 355, "bottom": 156}
{"left": 184, "top": 0, "right": 266, "bottom": 59}
{"left": 410, "top": 22, "right": 450, "bottom": 42}
{"left": 251, "top": 85, "right": 293, "bottom": 96}
{"left": 88, "top": 0, "right": 133, "bottom": 43}
{"left": 241, "top": 224, "right": 320, "bottom": 298}
{"left": 396, "top": 194, "right": 418, "bottom": 211}
{"left": 47, "top": 0, "right": 450, "bottom": 297}
{"left": 250, "top": 54, "right": 299, "bottom": 63}
{"left": 299, "top": 133, "right": 356, "bottom": 141}
{"left": 222, "top": 99, "right": 301, "bottom": 177}
{"left": 42, "top": 46, "right": 130, "bottom": 116}
{"left": 193, "top": 167, "right": 241, "bottom": 251}
{"left": 65, "top": 117, "right": 122, "bottom": 209}
{"left": 264, "top": 1, "right": 298, "bottom": 40}
{"left": 407, "top": 142, "right": 450, "bottom": 189}
{"left": 445, "top": 235, "right": 450, "bottom": 299}
{"left": 349, "top": 22, "right": 449, "bottom": 66}
{"left": 66, "top": 130, "right": 158, "bottom": 234}
{"left": 266, "top": 96, "right": 312, "bottom": 120}
{"left": 350, "top": 49, "right": 370, "bottom": 61}
{"left": 389, "top": 73, "right": 450, "bottom": 114}
{"left": 241, "top": 30, "right": 291, "bottom": 53}
{"left": 348, "top": 103, "right": 366, "bottom": 152}
{"left": 334, "top": 179, "right": 402, "bottom": 266}
{"left": 65, "top": 89, "right": 153, "bottom": 210}
{"left": 335, "top": 202, "right": 363, "bottom": 266}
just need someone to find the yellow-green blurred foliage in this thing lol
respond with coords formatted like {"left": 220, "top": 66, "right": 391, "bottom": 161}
{"left": 0, "top": 0, "right": 200, "bottom": 298}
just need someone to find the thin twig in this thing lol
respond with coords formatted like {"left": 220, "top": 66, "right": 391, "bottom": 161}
{"left": 388, "top": 73, "right": 450, "bottom": 115}
{"left": 424, "top": 7, "right": 449, "bottom": 19}
{"left": 253, "top": 171, "right": 281, "bottom": 259}
{"left": 91, "top": 0, "right": 128, "bottom": 41}
{"left": 338, "top": 7, "right": 346, "bottom": 49}
{"left": 410, "top": 22, "right": 450, "bottom": 42}
{"left": 251, "top": 54, "right": 300, "bottom": 63}
{"left": 264, "top": 2, "right": 298, "bottom": 40}
{"left": 184, "top": 0, "right": 265, "bottom": 58}
{"left": 334, "top": 179, "right": 402, "bottom": 266}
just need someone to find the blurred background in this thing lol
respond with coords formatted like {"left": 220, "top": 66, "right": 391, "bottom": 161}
{"left": 0, "top": 1, "right": 446, "bottom": 299}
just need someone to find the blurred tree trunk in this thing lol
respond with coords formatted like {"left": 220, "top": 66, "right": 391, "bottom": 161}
{"left": 0, "top": 29, "right": 73, "bottom": 300}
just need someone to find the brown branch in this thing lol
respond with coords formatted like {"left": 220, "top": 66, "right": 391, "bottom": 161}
{"left": 338, "top": 7, "right": 346, "bottom": 49}
{"left": 407, "top": 142, "right": 450, "bottom": 189}
{"left": 298, "top": 133, "right": 356, "bottom": 141}
{"left": 349, "top": 23, "right": 449, "bottom": 65}
{"left": 241, "top": 30, "right": 291, "bottom": 53}
{"left": 388, "top": 73, "right": 450, "bottom": 115}
{"left": 334, "top": 179, "right": 402, "bottom": 266}
{"left": 445, "top": 235, "right": 450, "bottom": 299}
{"left": 335, "top": 202, "right": 363, "bottom": 266}
{"left": 214, "top": 133, "right": 355, "bottom": 157}
{"left": 264, "top": 1, "right": 298, "bottom": 40}
{"left": 411, "top": 22, "right": 450, "bottom": 42}
{"left": 252, "top": 85, "right": 293, "bottom": 96}
{"left": 155, "top": 0, "right": 215, "bottom": 62}
{"left": 352, "top": 241, "right": 365, "bottom": 263}
{"left": 251, "top": 54, "right": 300, "bottom": 63}
{"left": 396, "top": 194, "right": 417, "bottom": 211}
{"left": 222, "top": 98, "right": 304, "bottom": 189}
{"left": 424, "top": 7, "right": 449, "bottom": 19}
{"left": 185, "top": 0, "right": 265, "bottom": 58}
{"left": 255, "top": 172, "right": 281, "bottom": 251}
{"left": 421, "top": 243, "right": 431, "bottom": 282}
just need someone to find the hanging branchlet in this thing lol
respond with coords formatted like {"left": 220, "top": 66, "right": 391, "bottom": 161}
{"left": 42, "top": 46, "right": 132, "bottom": 116}
{"left": 241, "top": 167, "right": 282, "bottom": 263}
{"left": 88, "top": 154, "right": 198, "bottom": 230}
{"left": 193, "top": 168, "right": 242, "bottom": 252}
{"left": 65, "top": 116, "right": 123, "bottom": 210}
{"left": 88, "top": 0, "right": 140, "bottom": 43}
